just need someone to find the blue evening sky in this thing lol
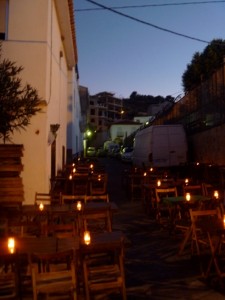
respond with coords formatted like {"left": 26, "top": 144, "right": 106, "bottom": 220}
{"left": 74, "top": 0, "right": 225, "bottom": 98}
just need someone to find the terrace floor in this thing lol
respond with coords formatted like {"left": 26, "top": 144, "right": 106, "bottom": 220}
{"left": 103, "top": 157, "right": 225, "bottom": 299}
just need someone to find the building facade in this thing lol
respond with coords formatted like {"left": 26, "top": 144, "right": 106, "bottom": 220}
{"left": 0, "top": 0, "right": 82, "bottom": 204}
{"left": 88, "top": 92, "right": 123, "bottom": 147}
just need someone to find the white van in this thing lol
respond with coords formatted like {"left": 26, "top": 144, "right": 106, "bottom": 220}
{"left": 132, "top": 124, "right": 187, "bottom": 168}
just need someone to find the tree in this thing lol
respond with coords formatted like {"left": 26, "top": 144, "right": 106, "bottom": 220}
{"left": 0, "top": 45, "right": 43, "bottom": 143}
{"left": 182, "top": 39, "right": 225, "bottom": 92}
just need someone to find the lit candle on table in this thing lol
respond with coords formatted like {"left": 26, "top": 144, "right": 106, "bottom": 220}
{"left": 84, "top": 231, "right": 91, "bottom": 245}
{"left": 8, "top": 237, "right": 15, "bottom": 254}
{"left": 185, "top": 178, "right": 189, "bottom": 185}
{"left": 185, "top": 193, "right": 191, "bottom": 201}
{"left": 76, "top": 201, "right": 82, "bottom": 211}
{"left": 214, "top": 190, "right": 219, "bottom": 199}
{"left": 39, "top": 202, "right": 44, "bottom": 211}
{"left": 157, "top": 180, "right": 161, "bottom": 187}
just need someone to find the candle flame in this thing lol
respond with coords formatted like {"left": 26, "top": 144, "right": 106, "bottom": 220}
{"left": 186, "top": 193, "right": 191, "bottom": 201}
{"left": 8, "top": 237, "right": 15, "bottom": 254}
{"left": 84, "top": 231, "right": 91, "bottom": 245}
{"left": 39, "top": 202, "right": 44, "bottom": 211}
{"left": 77, "top": 201, "right": 82, "bottom": 211}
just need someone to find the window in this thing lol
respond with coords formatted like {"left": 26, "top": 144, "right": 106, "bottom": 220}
{"left": 90, "top": 109, "right": 95, "bottom": 115}
{"left": 0, "top": 0, "right": 8, "bottom": 40}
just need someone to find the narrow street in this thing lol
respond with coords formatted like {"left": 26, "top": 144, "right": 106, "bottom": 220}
{"left": 100, "top": 157, "right": 225, "bottom": 299}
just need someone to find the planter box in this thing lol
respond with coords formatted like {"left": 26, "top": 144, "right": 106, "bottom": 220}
{"left": 0, "top": 144, "right": 24, "bottom": 206}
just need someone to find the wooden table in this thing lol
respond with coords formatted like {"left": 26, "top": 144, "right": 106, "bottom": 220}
{"left": 80, "top": 231, "right": 124, "bottom": 254}
{"left": 79, "top": 231, "right": 126, "bottom": 300}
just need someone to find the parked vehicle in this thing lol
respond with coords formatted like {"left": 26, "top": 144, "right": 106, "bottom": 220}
{"left": 120, "top": 147, "right": 133, "bottom": 163}
{"left": 86, "top": 146, "right": 96, "bottom": 157}
{"left": 96, "top": 147, "right": 106, "bottom": 157}
{"left": 132, "top": 125, "right": 187, "bottom": 168}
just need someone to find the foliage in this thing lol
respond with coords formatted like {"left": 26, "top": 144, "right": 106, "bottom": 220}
{"left": 0, "top": 46, "right": 43, "bottom": 143}
{"left": 182, "top": 39, "right": 225, "bottom": 92}
{"left": 123, "top": 92, "right": 175, "bottom": 119}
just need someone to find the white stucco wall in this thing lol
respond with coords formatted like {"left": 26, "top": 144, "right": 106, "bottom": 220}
{"left": 1, "top": 0, "right": 79, "bottom": 204}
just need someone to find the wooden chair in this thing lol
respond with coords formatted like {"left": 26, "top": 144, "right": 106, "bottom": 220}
{"left": 0, "top": 272, "right": 18, "bottom": 299}
{"left": 155, "top": 187, "right": 178, "bottom": 226}
{"left": 60, "top": 194, "right": 86, "bottom": 205}
{"left": 79, "top": 207, "right": 112, "bottom": 234}
{"left": 90, "top": 173, "right": 108, "bottom": 195}
{"left": 71, "top": 173, "right": 89, "bottom": 195}
{"left": 43, "top": 223, "right": 78, "bottom": 238}
{"left": 85, "top": 194, "right": 109, "bottom": 203}
{"left": 82, "top": 234, "right": 126, "bottom": 300}
{"left": 183, "top": 184, "right": 204, "bottom": 196}
{"left": 129, "top": 172, "right": 144, "bottom": 202}
{"left": 30, "top": 249, "right": 77, "bottom": 300}
{"left": 189, "top": 208, "right": 222, "bottom": 256}
{"left": 35, "top": 192, "right": 52, "bottom": 205}
{"left": 202, "top": 183, "right": 214, "bottom": 197}
{"left": 0, "top": 253, "right": 18, "bottom": 299}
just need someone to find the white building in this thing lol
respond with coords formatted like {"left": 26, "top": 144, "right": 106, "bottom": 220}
{"left": 0, "top": 0, "right": 82, "bottom": 204}
{"left": 109, "top": 120, "right": 141, "bottom": 144}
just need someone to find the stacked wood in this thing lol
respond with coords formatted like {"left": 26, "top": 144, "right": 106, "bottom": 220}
{"left": 0, "top": 144, "right": 24, "bottom": 206}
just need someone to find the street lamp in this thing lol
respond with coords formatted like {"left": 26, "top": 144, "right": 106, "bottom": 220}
{"left": 83, "top": 129, "right": 92, "bottom": 158}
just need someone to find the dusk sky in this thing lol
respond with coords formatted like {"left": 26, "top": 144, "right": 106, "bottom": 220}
{"left": 74, "top": 0, "right": 225, "bottom": 99}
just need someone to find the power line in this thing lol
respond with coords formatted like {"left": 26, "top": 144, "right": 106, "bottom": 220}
{"left": 75, "top": 1, "right": 225, "bottom": 12}
{"left": 85, "top": 0, "right": 210, "bottom": 44}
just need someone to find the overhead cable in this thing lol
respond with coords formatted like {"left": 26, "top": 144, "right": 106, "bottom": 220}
{"left": 85, "top": 0, "right": 210, "bottom": 44}
{"left": 75, "top": 1, "right": 225, "bottom": 12}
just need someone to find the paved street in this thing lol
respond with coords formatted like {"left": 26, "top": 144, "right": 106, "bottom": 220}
{"left": 101, "top": 157, "right": 225, "bottom": 299}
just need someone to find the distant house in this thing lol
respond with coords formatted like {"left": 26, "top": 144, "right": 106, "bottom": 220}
{"left": 109, "top": 120, "right": 141, "bottom": 144}
{"left": 0, "top": 0, "right": 81, "bottom": 204}
{"left": 88, "top": 92, "right": 124, "bottom": 147}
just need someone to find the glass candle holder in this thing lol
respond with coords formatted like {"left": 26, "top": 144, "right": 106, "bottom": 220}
{"left": 185, "top": 193, "right": 191, "bottom": 201}
{"left": 8, "top": 237, "right": 15, "bottom": 254}
{"left": 76, "top": 201, "right": 82, "bottom": 211}
{"left": 84, "top": 231, "right": 91, "bottom": 245}
{"left": 214, "top": 190, "right": 219, "bottom": 199}
{"left": 39, "top": 202, "right": 44, "bottom": 211}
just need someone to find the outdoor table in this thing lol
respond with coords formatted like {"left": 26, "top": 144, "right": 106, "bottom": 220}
{"left": 79, "top": 231, "right": 126, "bottom": 299}
{"left": 80, "top": 231, "right": 124, "bottom": 254}
{"left": 162, "top": 195, "right": 211, "bottom": 205}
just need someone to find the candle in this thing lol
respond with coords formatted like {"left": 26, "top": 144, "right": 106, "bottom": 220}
{"left": 214, "top": 190, "right": 219, "bottom": 199}
{"left": 39, "top": 202, "right": 44, "bottom": 211}
{"left": 185, "top": 178, "right": 189, "bottom": 185}
{"left": 84, "top": 231, "right": 91, "bottom": 245}
{"left": 143, "top": 172, "right": 147, "bottom": 177}
{"left": 185, "top": 193, "right": 191, "bottom": 201}
{"left": 76, "top": 201, "right": 82, "bottom": 211}
{"left": 69, "top": 174, "right": 72, "bottom": 180}
{"left": 157, "top": 180, "right": 161, "bottom": 187}
{"left": 8, "top": 237, "right": 15, "bottom": 254}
